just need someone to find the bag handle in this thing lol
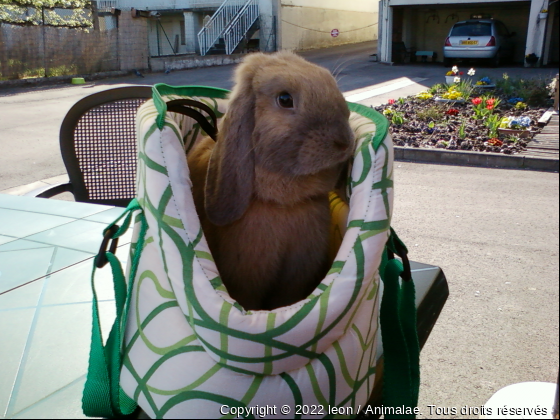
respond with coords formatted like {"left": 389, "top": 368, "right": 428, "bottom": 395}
{"left": 166, "top": 99, "right": 218, "bottom": 142}
{"left": 379, "top": 228, "right": 420, "bottom": 419}
{"left": 151, "top": 83, "right": 229, "bottom": 130}
{"left": 82, "top": 199, "right": 148, "bottom": 418}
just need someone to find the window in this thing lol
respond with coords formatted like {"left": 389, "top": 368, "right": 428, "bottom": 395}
{"left": 450, "top": 22, "right": 492, "bottom": 37}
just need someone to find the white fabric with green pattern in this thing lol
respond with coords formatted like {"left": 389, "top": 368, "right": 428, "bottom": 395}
{"left": 121, "top": 84, "right": 394, "bottom": 418}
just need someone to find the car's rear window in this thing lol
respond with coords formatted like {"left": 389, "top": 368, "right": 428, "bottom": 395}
{"left": 450, "top": 22, "right": 492, "bottom": 37}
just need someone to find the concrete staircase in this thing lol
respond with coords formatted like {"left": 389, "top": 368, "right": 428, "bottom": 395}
{"left": 198, "top": 0, "right": 259, "bottom": 56}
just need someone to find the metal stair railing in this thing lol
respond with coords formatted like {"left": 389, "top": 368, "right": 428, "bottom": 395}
{"left": 224, "top": 0, "right": 258, "bottom": 55}
{"left": 197, "top": 0, "right": 246, "bottom": 56}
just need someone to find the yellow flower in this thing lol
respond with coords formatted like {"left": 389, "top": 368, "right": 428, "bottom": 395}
{"left": 416, "top": 91, "right": 433, "bottom": 100}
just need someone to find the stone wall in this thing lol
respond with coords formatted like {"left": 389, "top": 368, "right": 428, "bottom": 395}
{"left": 117, "top": 11, "right": 150, "bottom": 71}
{"left": 0, "top": 11, "right": 149, "bottom": 81}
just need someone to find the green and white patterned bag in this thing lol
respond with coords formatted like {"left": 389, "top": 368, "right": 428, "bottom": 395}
{"left": 83, "top": 84, "right": 419, "bottom": 419}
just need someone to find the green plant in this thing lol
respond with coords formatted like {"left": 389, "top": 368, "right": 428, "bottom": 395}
{"left": 496, "top": 73, "right": 515, "bottom": 96}
{"left": 441, "top": 86, "right": 463, "bottom": 100}
{"left": 0, "top": 1, "right": 93, "bottom": 28}
{"left": 496, "top": 75, "right": 551, "bottom": 107}
{"left": 518, "top": 80, "right": 551, "bottom": 107}
{"left": 485, "top": 114, "right": 501, "bottom": 138}
{"left": 416, "top": 105, "right": 444, "bottom": 122}
{"left": 391, "top": 111, "right": 405, "bottom": 125}
{"left": 382, "top": 107, "right": 406, "bottom": 125}
{"left": 20, "top": 67, "right": 45, "bottom": 79}
{"left": 428, "top": 84, "right": 445, "bottom": 95}
{"left": 471, "top": 95, "right": 501, "bottom": 120}
{"left": 458, "top": 121, "right": 467, "bottom": 139}
{"left": 454, "top": 78, "right": 475, "bottom": 100}
{"left": 46, "top": 64, "right": 78, "bottom": 77}
{"left": 416, "top": 90, "right": 434, "bottom": 100}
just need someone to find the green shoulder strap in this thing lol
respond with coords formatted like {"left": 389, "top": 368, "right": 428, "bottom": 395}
{"left": 82, "top": 199, "right": 148, "bottom": 418}
{"left": 379, "top": 228, "right": 420, "bottom": 419}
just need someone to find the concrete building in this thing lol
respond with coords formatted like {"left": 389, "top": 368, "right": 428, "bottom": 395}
{"left": 108, "top": 0, "right": 378, "bottom": 57}
{"left": 277, "top": 0, "right": 379, "bottom": 51}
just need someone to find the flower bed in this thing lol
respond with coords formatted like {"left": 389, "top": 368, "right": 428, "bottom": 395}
{"left": 375, "top": 71, "right": 556, "bottom": 155}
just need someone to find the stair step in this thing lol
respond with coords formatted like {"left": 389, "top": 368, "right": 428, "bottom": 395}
{"left": 207, "top": 48, "right": 226, "bottom": 55}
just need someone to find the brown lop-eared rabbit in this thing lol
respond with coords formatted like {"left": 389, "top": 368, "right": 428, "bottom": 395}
{"left": 188, "top": 51, "right": 355, "bottom": 311}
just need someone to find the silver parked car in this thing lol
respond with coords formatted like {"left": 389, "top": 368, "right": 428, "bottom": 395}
{"left": 443, "top": 19, "right": 516, "bottom": 67}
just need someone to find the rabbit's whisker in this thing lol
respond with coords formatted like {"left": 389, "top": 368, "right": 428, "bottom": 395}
{"left": 332, "top": 57, "right": 356, "bottom": 81}
{"left": 335, "top": 75, "right": 348, "bottom": 85}
{"left": 331, "top": 55, "right": 349, "bottom": 78}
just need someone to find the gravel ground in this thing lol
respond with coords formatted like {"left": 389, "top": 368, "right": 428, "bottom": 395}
{"left": 374, "top": 88, "right": 551, "bottom": 155}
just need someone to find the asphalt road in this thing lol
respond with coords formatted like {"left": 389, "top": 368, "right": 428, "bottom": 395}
{"left": 0, "top": 41, "right": 558, "bottom": 418}
{"left": 392, "top": 162, "right": 559, "bottom": 418}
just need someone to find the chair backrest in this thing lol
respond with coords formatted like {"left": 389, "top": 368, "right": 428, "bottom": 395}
{"left": 59, "top": 86, "right": 153, "bottom": 207}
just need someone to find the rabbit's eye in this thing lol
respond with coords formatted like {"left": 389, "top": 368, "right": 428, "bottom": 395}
{"left": 277, "top": 93, "right": 294, "bottom": 108}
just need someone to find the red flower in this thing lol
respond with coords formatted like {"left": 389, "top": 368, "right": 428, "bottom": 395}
{"left": 486, "top": 98, "right": 496, "bottom": 106}
{"left": 446, "top": 108, "right": 459, "bottom": 116}
{"left": 459, "top": 71, "right": 464, "bottom": 75}
{"left": 388, "top": 99, "right": 396, "bottom": 104}
{"left": 487, "top": 138, "right": 503, "bottom": 146}
{"left": 486, "top": 104, "right": 494, "bottom": 110}
{"left": 472, "top": 97, "right": 483, "bottom": 105}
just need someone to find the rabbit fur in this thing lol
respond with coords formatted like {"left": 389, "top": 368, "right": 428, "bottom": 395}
{"left": 187, "top": 51, "right": 355, "bottom": 311}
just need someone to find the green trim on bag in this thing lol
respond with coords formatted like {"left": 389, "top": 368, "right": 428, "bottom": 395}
{"left": 347, "top": 102, "right": 389, "bottom": 152}
{"left": 152, "top": 84, "right": 230, "bottom": 130}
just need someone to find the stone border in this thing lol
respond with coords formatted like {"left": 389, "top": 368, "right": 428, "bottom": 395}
{"left": 394, "top": 147, "right": 559, "bottom": 172}
{"left": 150, "top": 53, "right": 244, "bottom": 72}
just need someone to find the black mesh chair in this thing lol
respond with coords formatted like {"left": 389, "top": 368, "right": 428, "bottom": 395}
{"left": 29, "top": 86, "right": 153, "bottom": 207}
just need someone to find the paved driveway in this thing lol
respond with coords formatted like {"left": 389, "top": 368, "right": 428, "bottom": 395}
{"left": 392, "top": 162, "right": 559, "bottom": 418}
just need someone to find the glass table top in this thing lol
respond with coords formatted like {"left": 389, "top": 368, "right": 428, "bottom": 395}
{"left": 0, "top": 194, "right": 131, "bottom": 419}
{"left": 0, "top": 194, "right": 446, "bottom": 419}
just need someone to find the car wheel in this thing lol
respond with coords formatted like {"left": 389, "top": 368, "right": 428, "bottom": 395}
{"left": 443, "top": 57, "right": 452, "bottom": 67}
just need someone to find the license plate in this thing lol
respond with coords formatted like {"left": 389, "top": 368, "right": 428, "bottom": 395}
{"left": 460, "top": 40, "right": 479, "bottom": 45}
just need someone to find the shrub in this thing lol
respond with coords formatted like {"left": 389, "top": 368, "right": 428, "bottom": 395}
{"left": 496, "top": 75, "right": 552, "bottom": 107}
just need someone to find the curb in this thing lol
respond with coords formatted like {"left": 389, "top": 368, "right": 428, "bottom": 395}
{"left": 394, "top": 147, "right": 559, "bottom": 172}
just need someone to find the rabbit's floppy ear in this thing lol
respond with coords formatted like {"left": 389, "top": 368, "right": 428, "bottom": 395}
{"left": 204, "top": 55, "right": 262, "bottom": 226}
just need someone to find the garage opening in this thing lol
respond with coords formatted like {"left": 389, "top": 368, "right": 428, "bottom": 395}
{"left": 391, "top": 2, "right": 531, "bottom": 64}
